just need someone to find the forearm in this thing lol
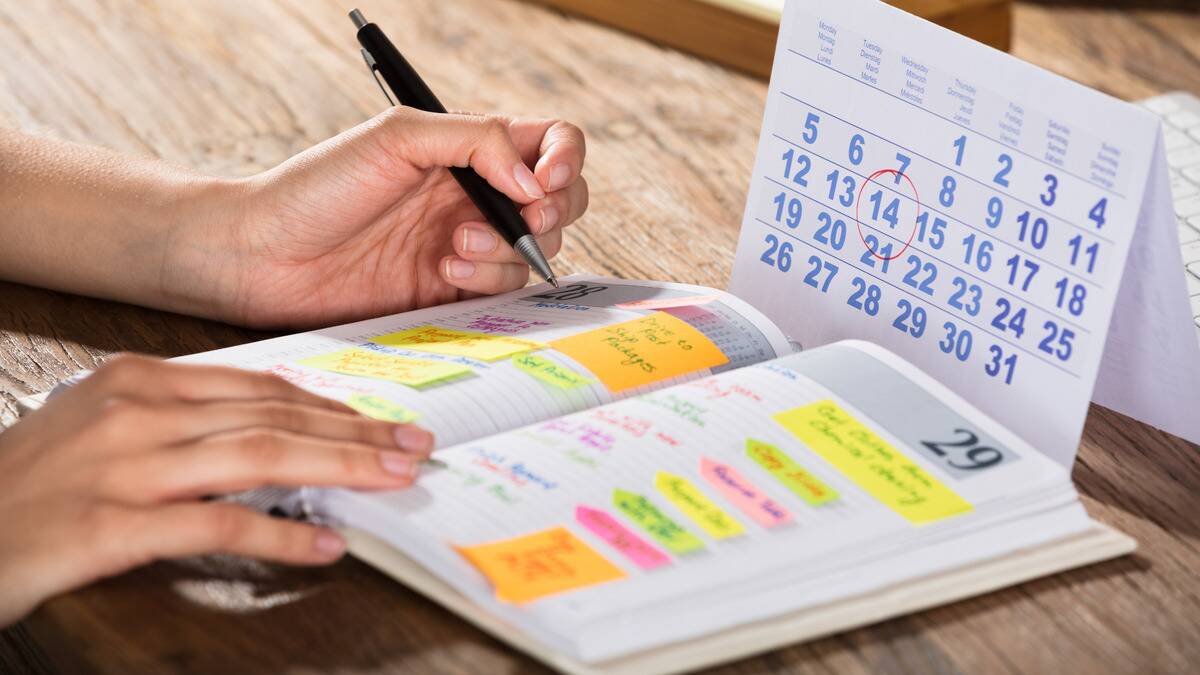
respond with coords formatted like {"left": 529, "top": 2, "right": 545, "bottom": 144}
{"left": 0, "top": 128, "right": 243, "bottom": 318}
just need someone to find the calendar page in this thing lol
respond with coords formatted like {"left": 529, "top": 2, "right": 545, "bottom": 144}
{"left": 730, "top": 0, "right": 1162, "bottom": 465}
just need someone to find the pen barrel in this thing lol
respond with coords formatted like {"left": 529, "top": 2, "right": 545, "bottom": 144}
{"left": 356, "top": 22, "right": 531, "bottom": 247}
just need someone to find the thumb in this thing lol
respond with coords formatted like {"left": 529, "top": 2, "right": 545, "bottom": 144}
{"left": 377, "top": 107, "right": 545, "bottom": 204}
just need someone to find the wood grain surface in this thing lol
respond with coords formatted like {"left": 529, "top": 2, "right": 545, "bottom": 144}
{"left": 1, "top": 1, "right": 1198, "bottom": 673}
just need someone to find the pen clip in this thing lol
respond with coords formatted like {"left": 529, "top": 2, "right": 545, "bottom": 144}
{"left": 360, "top": 47, "right": 396, "bottom": 107}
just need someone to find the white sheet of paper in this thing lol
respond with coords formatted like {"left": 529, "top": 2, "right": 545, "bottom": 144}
{"left": 1093, "top": 134, "right": 1200, "bottom": 444}
{"left": 730, "top": 0, "right": 1165, "bottom": 465}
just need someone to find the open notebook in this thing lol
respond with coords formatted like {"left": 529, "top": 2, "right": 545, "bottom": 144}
{"left": 23, "top": 275, "right": 1132, "bottom": 674}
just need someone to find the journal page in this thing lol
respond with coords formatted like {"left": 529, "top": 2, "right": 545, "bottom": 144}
{"left": 316, "top": 341, "right": 1084, "bottom": 662}
{"left": 174, "top": 275, "right": 792, "bottom": 447}
{"left": 728, "top": 0, "right": 1162, "bottom": 465}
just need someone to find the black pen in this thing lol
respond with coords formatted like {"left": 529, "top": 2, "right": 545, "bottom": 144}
{"left": 349, "top": 8, "right": 558, "bottom": 288}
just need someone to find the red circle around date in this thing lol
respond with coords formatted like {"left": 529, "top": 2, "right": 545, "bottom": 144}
{"left": 854, "top": 168, "right": 922, "bottom": 261}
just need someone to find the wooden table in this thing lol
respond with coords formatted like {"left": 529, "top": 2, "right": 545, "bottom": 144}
{"left": 2, "top": 1, "right": 1198, "bottom": 672}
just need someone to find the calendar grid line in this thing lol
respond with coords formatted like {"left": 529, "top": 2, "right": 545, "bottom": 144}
{"left": 769, "top": 133, "right": 1106, "bottom": 291}
{"left": 777, "top": 92, "right": 1118, "bottom": 248}
{"left": 763, "top": 175, "right": 1092, "bottom": 335}
{"left": 755, "top": 217, "right": 1084, "bottom": 380}
{"left": 785, "top": 49, "right": 1128, "bottom": 201}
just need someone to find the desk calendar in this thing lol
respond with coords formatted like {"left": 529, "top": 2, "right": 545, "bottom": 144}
{"left": 731, "top": 0, "right": 1200, "bottom": 464}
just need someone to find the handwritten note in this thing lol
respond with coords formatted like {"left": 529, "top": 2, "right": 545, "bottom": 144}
{"left": 745, "top": 438, "right": 840, "bottom": 507}
{"left": 654, "top": 471, "right": 744, "bottom": 539}
{"left": 455, "top": 526, "right": 626, "bottom": 603}
{"left": 699, "top": 457, "right": 792, "bottom": 528}
{"left": 512, "top": 353, "right": 595, "bottom": 389}
{"left": 373, "top": 325, "right": 543, "bottom": 361}
{"left": 773, "top": 401, "right": 973, "bottom": 524}
{"left": 614, "top": 294, "right": 721, "bottom": 311}
{"left": 345, "top": 394, "right": 420, "bottom": 423}
{"left": 550, "top": 312, "right": 728, "bottom": 393}
{"left": 612, "top": 488, "right": 705, "bottom": 555}
{"left": 575, "top": 505, "right": 671, "bottom": 570}
{"left": 299, "top": 348, "right": 471, "bottom": 387}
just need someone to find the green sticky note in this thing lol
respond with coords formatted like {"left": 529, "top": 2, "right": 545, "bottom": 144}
{"left": 346, "top": 394, "right": 420, "bottom": 424}
{"left": 612, "top": 488, "right": 705, "bottom": 554}
{"left": 745, "top": 438, "right": 840, "bottom": 506}
{"left": 511, "top": 353, "right": 595, "bottom": 389}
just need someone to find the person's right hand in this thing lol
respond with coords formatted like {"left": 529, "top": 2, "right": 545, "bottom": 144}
{"left": 0, "top": 354, "right": 433, "bottom": 627}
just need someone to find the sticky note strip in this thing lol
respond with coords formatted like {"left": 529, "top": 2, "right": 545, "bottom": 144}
{"left": 512, "top": 353, "right": 595, "bottom": 389}
{"left": 745, "top": 438, "right": 840, "bottom": 507}
{"left": 345, "top": 394, "right": 420, "bottom": 423}
{"left": 614, "top": 294, "right": 722, "bottom": 311}
{"left": 454, "top": 526, "right": 625, "bottom": 604}
{"left": 299, "top": 348, "right": 471, "bottom": 387}
{"left": 373, "top": 325, "right": 543, "bottom": 361}
{"left": 550, "top": 312, "right": 729, "bottom": 393}
{"left": 575, "top": 505, "right": 671, "bottom": 570}
{"left": 699, "top": 457, "right": 792, "bottom": 528}
{"left": 773, "top": 401, "right": 973, "bottom": 524}
{"left": 654, "top": 471, "right": 744, "bottom": 539}
{"left": 612, "top": 489, "right": 705, "bottom": 554}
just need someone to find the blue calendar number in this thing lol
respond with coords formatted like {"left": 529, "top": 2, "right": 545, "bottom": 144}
{"left": 1004, "top": 254, "right": 1040, "bottom": 291}
{"left": 847, "top": 277, "right": 882, "bottom": 316}
{"left": 849, "top": 134, "right": 865, "bottom": 165}
{"left": 961, "top": 233, "right": 993, "bottom": 272}
{"left": 952, "top": 135, "right": 966, "bottom": 166}
{"left": 939, "top": 321, "right": 973, "bottom": 361}
{"left": 826, "top": 169, "right": 856, "bottom": 207}
{"left": 892, "top": 299, "right": 927, "bottom": 338}
{"left": 773, "top": 191, "right": 803, "bottom": 228}
{"left": 915, "top": 212, "right": 947, "bottom": 249}
{"left": 985, "top": 345, "right": 1017, "bottom": 385}
{"left": 985, "top": 197, "right": 1004, "bottom": 228}
{"left": 760, "top": 234, "right": 793, "bottom": 271}
{"left": 1054, "top": 277, "right": 1087, "bottom": 316}
{"left": 1067, "top": 235, "right": 1099, "bottom": 273}
{"left": 781, "top": 148, "right": 811, "bottom": 187}
{"left": 803, "top": 255, "right": 838, "bottom": 292}
{"left": 1038, "top": 320, "right": 1074, "bottom": 361}
{"left": 803, "top": 113, "right": 820, "bottom": 144}
{"left": 993, "top": 154, "right": 1013, "bottom": 187}
{"left": 948, "top": 277, "right": 982, "bottom": 316}
{"left": 902, "top": 254, "right": 937, "bottom": 295}
{"left": 893, "top": 152, "right": 911, "bottom": 183}
{"left": 990, "top": 298, "right": 1027, "bottom": 338}
{"left": 1016, "top": 211, "right": 1048, "bottom": 249}
{"left": 1089, "top": 197, "right": 1107, "bottom": 228}
{"left": 860, "top": 235, "right": 894, "bottom": 274}
{"left": 1040, "top": 174, "right": 1058, "bottom": 206}
{"left": 939, "top": 175, "right": 957, "bottom": 207}
{"left": 814, "top": 212, "right": 848, "bottom": 250}
{"left": 868, "top": 190, "right": 901, "bottom": 228}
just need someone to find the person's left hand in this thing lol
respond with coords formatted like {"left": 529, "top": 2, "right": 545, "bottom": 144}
{"left": 168, "top": 108, "right": 587, "bottom": 329}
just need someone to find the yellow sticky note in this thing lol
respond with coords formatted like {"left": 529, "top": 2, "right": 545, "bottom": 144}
{"left": 745, "top": 438, "right": 839, "bottom": 506}
{"left": 299, "top": 348, "right": 471, "bottom": 387}
{"left": 549, "top": 312, "right": 728, "bottom": 393}
{"left": 512, "top": 353, "right": 595, "bottom": 389}
{"left": 654, "top": 471, "right": 744, "bottom": 539}
{"left": 373, "top": 325, "right": 543, "bottom": 361}
{"left": 773, "top": 400, "right": 972, "bottom": 524}
{"left": 455, "top": 526, "right": 626, "bottom": 604}
{"left": 346, "top": 394, "right": 420, "bottom": 423}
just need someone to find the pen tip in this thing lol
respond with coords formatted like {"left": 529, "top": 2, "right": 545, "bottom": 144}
{"left": 548, "top": 276, "right": 560, "bottom": 289}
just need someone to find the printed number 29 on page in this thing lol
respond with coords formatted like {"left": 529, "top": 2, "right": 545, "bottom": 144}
{"left": 730, "top": 0, "right": 1158, "bottom": 458}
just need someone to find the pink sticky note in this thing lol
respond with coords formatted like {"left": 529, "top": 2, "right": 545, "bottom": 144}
{"left": 614, "top": 294, "right": 721, "bottom": 311}
{"left": 575, "top": 505, "right": 671, "bottom": 570}
{"left": 699, "top": 457, "right": 792, "bottom": 528}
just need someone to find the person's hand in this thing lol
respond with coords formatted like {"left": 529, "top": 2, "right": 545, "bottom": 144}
{"left": 166, "top": 108, "right": 588, "bottom": 329}
{"left": 0, "top": 354, "right": 434, "bottom": 627}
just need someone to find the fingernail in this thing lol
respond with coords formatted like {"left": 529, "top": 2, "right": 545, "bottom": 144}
{"left": 379, "top": 450, "right": 420, "bottom": 478}
{"left": 315, "top": 530, "right": 346, "bottom": 557}
{"left": 445, "top": 259, "right": 475, "bottom": 279}
{"left": 513, "top": 162, "right": 545, "bottom": 200}
{"left": 539, "top": 205, "right": 560, "bottom": 233}
{"left": 548, "top": 164, "right": 572, "bottom": 191}
{"left": 461, "top": 227, "right": 497, "bottom": 253}
{"left": 393, "top": 425, "right": 434, "bottom": 454}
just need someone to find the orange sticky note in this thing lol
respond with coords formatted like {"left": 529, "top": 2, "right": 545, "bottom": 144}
{"left": 549, "top": 312, "right": 728, "bottom": 393}
{"left": 455, "top": 527, "right": 626, "bottom": 604}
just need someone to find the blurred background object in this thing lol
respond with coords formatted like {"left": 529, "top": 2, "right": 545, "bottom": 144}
{"left": 523, "top": 0, "right": 1013, "bottom": 76}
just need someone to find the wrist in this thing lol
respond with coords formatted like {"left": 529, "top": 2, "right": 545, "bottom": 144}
{"left": 157, "top": 174, "right": 254, "bottom": 324}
